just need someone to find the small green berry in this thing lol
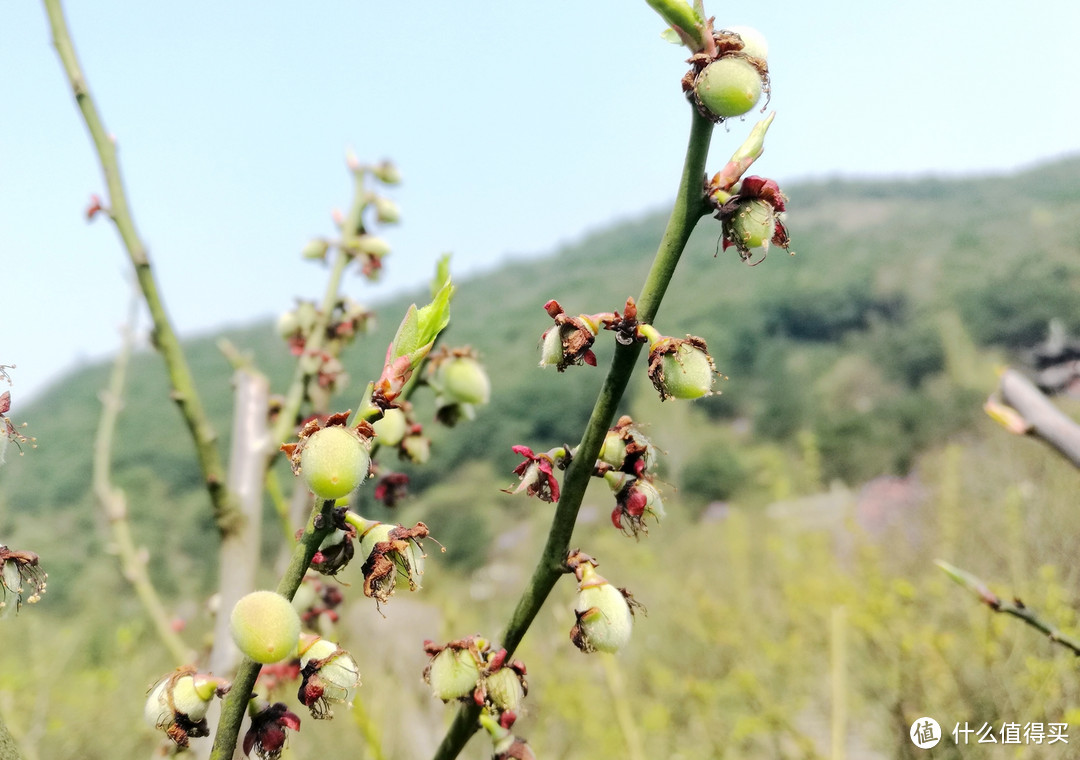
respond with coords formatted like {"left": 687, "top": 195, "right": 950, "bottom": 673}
{"left": 297, "top": 634, "right": 361, "bottom": 714}
{"left": 301, "top": 239, "right": 329, "bottom": 260}
{"left": 729, "top": 198, "right": 776, "bottom": 250}
{"left": 229, "top": 590, "right": 302, "bottom": 664}
{"left": 425, "top": 646, "right": 482, "bottom": 702}
{"left": 658, "top": 343, "right": 715, "bottom": 400}
{"left": 438, "top": 357, "right": 491, "bottom": 405}
{"left": 301, "top": 426, "right": 370, "bottom": 501}
{"left": 372, "top": 408, "right": 408, "bottom": 447}
{"left": 276, "top": 311, "right": 300, "bottom": 339}
{"left": 539, "top": 327, "right": 565, "bottom": 368}
{"left": 482, "top": 666, "right": 526, "bottom": 713}
{"left": 598, "top": 430, "right": 628, "bottom": 470}
{"left": 572, "top": 565, "right": 635, "bottom": 654}
{"left": 725, "top": 25, "right": 769, "bottom": 60}
{"left": 695, "top": 57, "right": 762, "bottom": 118}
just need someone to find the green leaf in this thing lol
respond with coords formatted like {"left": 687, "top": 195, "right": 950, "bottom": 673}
{"left": 645, "top": 0, "right": 704, "bottom": 49}
{"left": 660, "top": 28, "right": 682, "bottom": 44}
{"left": 417, "top": 280, "right": 454, "bottom": 348}
{"left": 390, "top": 304, "right": 420, "bottom": 360}
{"left": 386, "top": 279, "right": 453, "bottom": 362}
{"left": 431, "top": 253, "right": 452, "bottom": 298}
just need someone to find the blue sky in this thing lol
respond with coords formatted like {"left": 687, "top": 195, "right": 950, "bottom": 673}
{"left": 3, "top": 1, "right": 1080, "bottom": 401}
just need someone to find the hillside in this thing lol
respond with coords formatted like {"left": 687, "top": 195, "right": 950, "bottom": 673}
{"left": 4, "top": 156, "right": 1080, "bottom": 602}
{"left": 4, "top": 158, "right": 1080, "bottom": 760}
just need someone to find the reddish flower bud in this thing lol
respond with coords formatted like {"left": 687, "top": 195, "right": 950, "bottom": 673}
{"left": 243, "top": 697, "right": 301, "bottom": 760}
{"left": 605, "top": 472, "right": 665, "bottom": 537}
{"left": 713, "top": 175, "right": 792, "bottom": 264}
{"left": 502, "top": 445, "right": 568, "bottom": 503}
{"left": 598, "top": 416, "right": 658, "bottom": 478}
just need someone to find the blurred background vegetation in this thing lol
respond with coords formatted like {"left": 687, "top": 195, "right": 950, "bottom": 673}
{"left": 3, "top": 157, "right": 1080, "bottom": 758}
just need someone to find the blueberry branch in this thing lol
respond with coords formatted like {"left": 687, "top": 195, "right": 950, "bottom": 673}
{"left": 937, "top": 560, "right": 1080, "bottom": 656}
{"left": 269, "top": 174, "right": 371, "bottom": 451}
{"left": 43, "top": 0, "right": 241, "bottom": 537}
{"left": 209, "top": 497, "right": 339, "bottom": 760}
{"left": 430, "top": 106, "right": 714, "bottom": 760}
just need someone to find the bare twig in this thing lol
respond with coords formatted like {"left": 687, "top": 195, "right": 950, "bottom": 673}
{"left": 986, "top": 368, "right": 1080, "bottom": 468}
{"left": 43, "top": 0, "right": 241, "bottom": 537}
{"left": 92, "top": 295, "right": 194, "bottom": 665}
{"left": 937, "top": 560, "right": 1080, "bottom": 656}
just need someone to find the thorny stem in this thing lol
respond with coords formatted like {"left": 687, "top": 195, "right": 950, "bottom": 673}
{"left": 93, "top": 294, "right": 194, "bottom": 665}
{"left": 209, "top": 498, "right": 338, "bottom": 760}
{"left": 431, "top": 107, "right": 715, "bottom": 760}
{"left": 937, "top": 560, "right": 1080, "bottom": 656}
{"left": 43, "top": 0, "right": 241, "bottom": 537}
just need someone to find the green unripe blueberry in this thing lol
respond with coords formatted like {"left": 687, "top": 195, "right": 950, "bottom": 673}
{"left": 372, "top": 408, "right": 408, "bottom": 447}
{"left": 598, "top": 431, "right": 628, "bottom": 470}
{"left": 426, "top": 647, "right": 482, "bottom": 702}
{"left": 301, "top": 239, "right": 329, "bottom": 260}
{"left": 229, "top": 590, "right": 302, "bottom": 664}
{"left": 660, "top": 344, "right": 714, "bottom": 400}
{"left": 695, "top": 57, "right": 762, "bottom": 118}
{"left": 439, "top": 357, "right": 490, "bottom": 405}
{"left": 482, "top": 667, "right": 526, "bottom": 713}
{"left": 539, "top": 327, "right": 564, "bottom": 368}
{"left": 726, "top": 25, "right": 769, "bottom": 60}
{"left": 301, "top": 426, "right": 370, "bottom": 500}
{"left": 729, "top": 198, "right": 776, "bottom": 250}
{"left": 574, "top": 569, "right": 634, "bottom": 654}
{"left": 276, "top": 311, "right": 300, "bottom": 338}
{"left": 298, "top": 635, "right": 361, "bottom": 704}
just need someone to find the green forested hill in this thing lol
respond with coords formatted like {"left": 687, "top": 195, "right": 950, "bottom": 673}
{"left": 4, "top": 156, "right": 1080, "bottom": 603}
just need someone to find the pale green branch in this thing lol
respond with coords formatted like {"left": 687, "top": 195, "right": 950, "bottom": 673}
{"left": 92, "top": 295, "right": 194, "bottom": 665}
{"left": 43, "top": 0, "right": 241, "bottom": 537}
